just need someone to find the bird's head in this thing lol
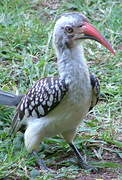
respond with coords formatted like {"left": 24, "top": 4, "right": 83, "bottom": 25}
{"left": 53, "top": 12, "right": 115, "bottom": 54}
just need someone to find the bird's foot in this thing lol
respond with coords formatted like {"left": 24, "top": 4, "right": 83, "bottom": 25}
{"left": 68, "top": 143, "right": 98, "bottom": 173}
{"left": 37, "top": 159, "right": 50, "bottom": 171}
{"left": 78, "top": 161, "right": 98, "bottom": 173}
{"left": 32, "top": 151, "right": 50, "bottom": 172}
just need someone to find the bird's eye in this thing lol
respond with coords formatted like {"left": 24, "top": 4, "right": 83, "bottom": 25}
{"left": 78, "top": 24, "right": 83, "bottom": 28}
{"left": 65, "top": 26, "right": 73, "bottom": 33}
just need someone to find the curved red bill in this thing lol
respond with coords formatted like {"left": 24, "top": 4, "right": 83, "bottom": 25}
{"left": 82, "top": 22, "right": 115, "bottom": 55}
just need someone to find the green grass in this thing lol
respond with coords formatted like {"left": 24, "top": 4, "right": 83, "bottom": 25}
{"left": 0, "top": 0, "right": 122, "bottom": 179}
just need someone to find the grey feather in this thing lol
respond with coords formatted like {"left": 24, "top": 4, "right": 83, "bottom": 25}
{"left": 0, "top": 90, "right": 24, "bottom": 107}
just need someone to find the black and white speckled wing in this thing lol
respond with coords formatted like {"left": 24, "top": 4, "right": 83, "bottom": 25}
{"left": 89, "top": 73, "right": 100, "bottom": 111}
{"left": 11, "top": 77, "right": 68, "bottom": 134}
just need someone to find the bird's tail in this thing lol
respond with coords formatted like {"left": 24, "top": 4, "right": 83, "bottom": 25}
{"left": 0, "top": 90, "right": 24, "bottom": 107}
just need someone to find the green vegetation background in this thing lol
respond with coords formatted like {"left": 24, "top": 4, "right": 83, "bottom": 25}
{"left": 0, "top": 0, "right": 121, "bottom": 179}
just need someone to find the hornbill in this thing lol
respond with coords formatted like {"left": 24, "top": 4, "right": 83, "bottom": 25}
{"left": 0, "top": 12, "right": 115, "bottom": 171}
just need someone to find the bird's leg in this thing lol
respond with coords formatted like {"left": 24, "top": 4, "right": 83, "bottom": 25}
{"left": 69, "top": 143, "right": 97, "bottom": 172}
{"left": 61, "top": 130, "right": 97, "bottom": 171}
{"left": 24, "top": 121, "right": 50, "bottom": 171}
{"left": 69, "top": 143, "right": 88, "bottom": 168}
{"left": 32, "top": 151, "right": 49, "bottom": 171}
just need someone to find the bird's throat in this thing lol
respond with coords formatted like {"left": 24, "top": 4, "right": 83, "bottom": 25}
{"left": 56, "top": 44, "right": 92, "bottom": 109}
{"left": 57, "top": 45, "right": 88, "bottom": 82}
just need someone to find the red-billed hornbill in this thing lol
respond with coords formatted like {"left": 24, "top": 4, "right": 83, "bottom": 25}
{"left": 0, "top": 12, "right": 115, "bottom": 171}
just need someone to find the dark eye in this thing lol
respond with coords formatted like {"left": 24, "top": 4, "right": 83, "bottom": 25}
{"left": 78, "top": 24, "right": 83, "bottom": 28}
{"left": 65, "top": 26, "right": 73, "bottom": 33}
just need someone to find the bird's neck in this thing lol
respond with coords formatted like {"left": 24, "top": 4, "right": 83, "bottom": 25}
{"left": 56, "top": 44, "right": 89, "bottom": 84}
{"left": 55, "top": 42, "right": 92, "bottom": 113}
{"left": 56, "top": 43, "right": 91, "bottom": 110}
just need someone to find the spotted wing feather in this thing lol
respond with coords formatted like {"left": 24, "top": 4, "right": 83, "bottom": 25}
{"left": 89, "top": 73, "right": 100, "bottom": 111}
{"left": 11, "top": 77, "right": 68, "bottom": 134}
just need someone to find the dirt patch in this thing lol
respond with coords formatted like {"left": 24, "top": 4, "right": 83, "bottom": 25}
{"left": 31, "top": 0, "right": 66, "bottom": 10}
{"left": 76, "top": 169, "right": 120, "bottom": 180}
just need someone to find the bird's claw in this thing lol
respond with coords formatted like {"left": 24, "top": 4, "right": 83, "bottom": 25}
{"left": 79, "top": 162, "right": 99, "bottom": 173}
{"left": 37, "top": 159, "right": 49, "bottom": 171}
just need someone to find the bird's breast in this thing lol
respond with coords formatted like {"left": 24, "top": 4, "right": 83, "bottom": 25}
{"left": 40, "top": 72, "right": 92, "bottom": 137}
{"left": 67, "top": 64, "right": 92, "bottom": 111}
